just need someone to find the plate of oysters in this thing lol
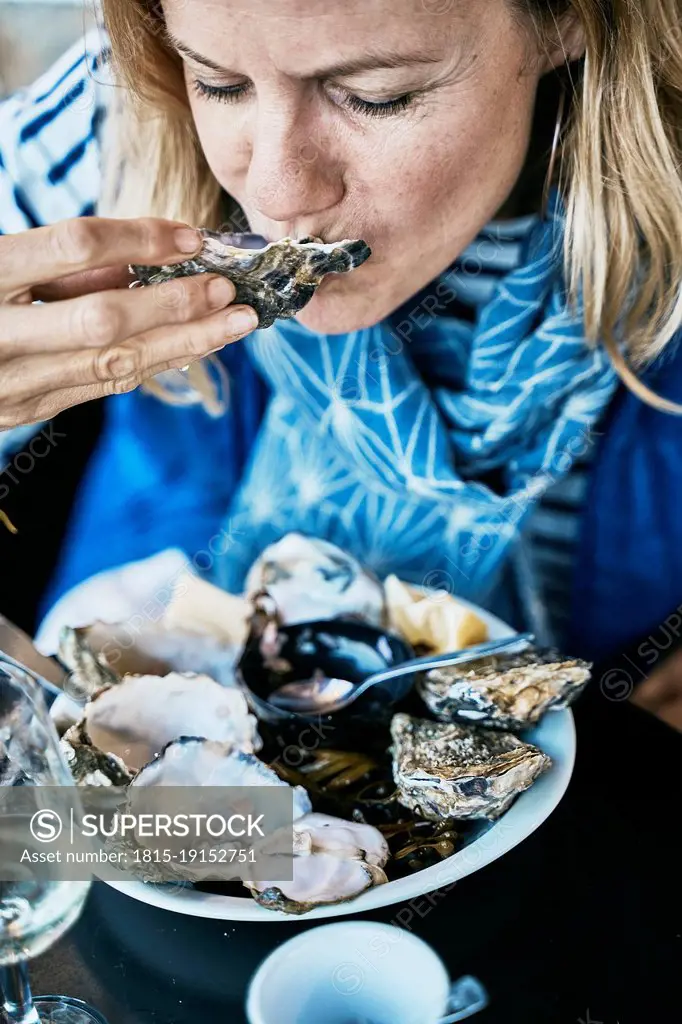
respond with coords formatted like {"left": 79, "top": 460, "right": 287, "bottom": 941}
{"left": 48, "top": 533, "right": 590, "bottom": 922}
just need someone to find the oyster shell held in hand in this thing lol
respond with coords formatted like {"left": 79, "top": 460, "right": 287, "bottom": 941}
{"left": 131, "top": 232, "right": 371, "bottom": 329}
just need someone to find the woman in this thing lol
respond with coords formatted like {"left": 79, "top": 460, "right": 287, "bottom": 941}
{"left": 1, "top": 0, "right": 682, "bottom": 664}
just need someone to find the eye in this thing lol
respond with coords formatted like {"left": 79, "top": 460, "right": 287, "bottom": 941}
{"left": 192, "top": 79, "right": 251, "bottom": 103}
{"left": 192, "top": 77, "right": 416, "bottom": 118}
{"left": 341, "top": 92, "right": 414, "bottom": 119}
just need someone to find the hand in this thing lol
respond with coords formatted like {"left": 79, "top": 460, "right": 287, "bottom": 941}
{"left": 631, "top": 647, "right": 682, "bottom": 731}
{"left": 0, "top": 217, "right": 259, "bottom": 427}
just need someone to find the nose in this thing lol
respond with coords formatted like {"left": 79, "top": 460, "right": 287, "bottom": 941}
{"left": 245, "top": 104, "right": 344, "bottom": 227}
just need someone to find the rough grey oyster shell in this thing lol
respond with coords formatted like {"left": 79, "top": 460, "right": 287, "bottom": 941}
{"left": 60, "top": 720, "right": 134, "bottom": 787}
{"left": 131, "top": 232, "right": 371, "bottom": 329}
{"left": 418, "top": 647, "right": 591, "bottom": 731}
{"left": 390, "top": 713, "right": 552, "bottom": 821}
{"left": 58, "top": 624, "right": 119, "bottom": 700}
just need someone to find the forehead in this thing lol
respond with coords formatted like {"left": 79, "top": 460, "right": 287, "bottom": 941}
{"left": 163, "top": 0, "right": 485, "bottom": 71}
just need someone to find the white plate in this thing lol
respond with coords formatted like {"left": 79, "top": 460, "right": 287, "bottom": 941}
{"left": 104, "top": 597, "right": 576, "bottom": 921}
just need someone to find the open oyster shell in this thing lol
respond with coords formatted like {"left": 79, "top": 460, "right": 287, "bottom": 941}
{"left": 60, "top": 720, "right": 134, "bottom": 788}
{"left": 418, "top": 647, "right": 591, "bottom": 731}
{"left": 86, "top": 672, "right": 261, "bottom": 771}
{"left": 61, "top": 672, "right": 261, "bottom": 784}
{"left": 245, "top": 812, "right": 389, "bottom": 915}
{"left": 111, "top": 739, "right": 312, "bottom": 884}
{"left": 57, "top": 622, "right": 239, "bottom": 693}
{"left": 131, "top": 233, "right": 371, "bottom": 329}
{"left": 390, "top": 713, "right": 552, "bottom": 821}
{"left": 52, "top": 622, "right": 240, "bottom": 736}
{"left": 245, "top": 533, "right": 386, "bottom": 626}
{"left": 131, "top": 738, "right": 310, "bottom": 816}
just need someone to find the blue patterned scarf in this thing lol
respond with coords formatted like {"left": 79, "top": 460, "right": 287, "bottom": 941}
{"left": 215, "top": 192, "right": 617, "bottom": 603}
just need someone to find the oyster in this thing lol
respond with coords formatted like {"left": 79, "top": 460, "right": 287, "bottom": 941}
{"left": 61, "top": 720, "right": 134, "bottom": 787}
{"left": 58, "top": 622, "right": 238, "bottom": 692}
{"left": 58, "top": 624, "right": 119, "bottom": 700}
{"left": 245, "top": 812, "right": 389, "bottom": 915}
{"left": 122, "top": 739, "right": 312, "bottom": 884}
{"left": 60, "top": 672, "right": 262, "bottom": 785}
{"left": 245, "top": 533, "right": 385, "bottom": 626}
{"left": 82, "top": 672, "right": 262, "bottom": 773}
{"left": 131, "top": 738, "right": 310, "bottom": 818}
{"left": 52, "top": 622, "right": 240, "bottom": 737}
{"left": 418, "top": 647, "right": 591, "bottom": 731}
{"left": 390, "top": 713, "right": 551, "bottom": 821}
{"left": 131, "top": 233, "right": 371, "bottom": 329}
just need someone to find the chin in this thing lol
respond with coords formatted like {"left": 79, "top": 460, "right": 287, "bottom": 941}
{"left": 294, "top": 279, "right": 397, "bottom": 336}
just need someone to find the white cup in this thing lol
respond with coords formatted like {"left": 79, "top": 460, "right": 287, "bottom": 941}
{"left": 245, "top": 921, "right": 488, "bottom": 1024}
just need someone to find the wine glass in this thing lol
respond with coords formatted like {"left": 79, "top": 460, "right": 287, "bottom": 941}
{"left": 0, "top": 653, "right": 108, "bottom": 1023}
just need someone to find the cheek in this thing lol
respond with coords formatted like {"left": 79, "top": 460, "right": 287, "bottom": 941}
{"left": 371, "top": 78, "right": 538, "bottom": 248}
{"left": 186, "top": 87, "right": 246, "bottom": 190}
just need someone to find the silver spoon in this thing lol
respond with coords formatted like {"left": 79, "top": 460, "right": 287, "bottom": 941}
{"left": 268, "top": 632, "right": 534, "bottom": 714}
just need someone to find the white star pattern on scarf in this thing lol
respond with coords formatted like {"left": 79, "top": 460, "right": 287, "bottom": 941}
{"left": 214, "top": 197, "right": 617, "bottom": 604}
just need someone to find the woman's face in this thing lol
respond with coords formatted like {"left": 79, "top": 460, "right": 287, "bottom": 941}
{"left": 163, "top": 0, "right": 572, "bottom": 334}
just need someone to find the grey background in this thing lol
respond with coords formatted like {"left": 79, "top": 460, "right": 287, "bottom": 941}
{"left": 0, "top": 0, "right": 97, "bottom": 97}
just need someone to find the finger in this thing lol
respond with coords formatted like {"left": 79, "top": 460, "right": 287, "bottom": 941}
{"left": 632, "top": 670, "right": 680, "bottom": 708}
{"left": 0, "top": 217, "right": 205, "bottom": 297}
{"left": 1, "top": 274, "right": 237, "bottom": 357}
{"left": 2, "top": 303, "right": 258, "bottom": 405}
{"left": 31, "top": 266, "right": 135, "bottom": 302}
{"left": 655, "top": 700, "right": 682, "bottom": 731}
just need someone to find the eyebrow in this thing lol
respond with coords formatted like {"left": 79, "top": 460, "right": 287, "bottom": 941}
{"left": 168, "top": 37, "right": 226, "bottom": 73}
{"left": 167, "top": 34, "right": 443, "bottom": 78}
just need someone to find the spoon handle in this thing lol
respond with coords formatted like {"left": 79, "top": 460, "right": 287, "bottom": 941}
{"left": 359, "top": 632, "right": 534, "bottom": 693}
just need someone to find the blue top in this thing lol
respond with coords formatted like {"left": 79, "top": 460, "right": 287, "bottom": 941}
{"left": 570, "top": 340, "right": 682, "bottom": 661}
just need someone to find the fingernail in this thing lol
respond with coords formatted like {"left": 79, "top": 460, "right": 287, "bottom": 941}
{"left": 175, "top": 227, "right": 203, "bottom": 254}
{"left": 207, "top": 276, "right": 235, "bottom": 308}
{"left": 227, "top": 307, "right": 259, "bottom": 335}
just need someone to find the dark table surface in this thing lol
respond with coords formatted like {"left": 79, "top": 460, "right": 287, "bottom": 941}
{"left": 28, "top": 680, "right": 681, "bottom": 1024}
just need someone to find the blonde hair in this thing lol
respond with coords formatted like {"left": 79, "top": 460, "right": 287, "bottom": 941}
{"left": 99, "top": 0, "right": 682, "bottom": 410}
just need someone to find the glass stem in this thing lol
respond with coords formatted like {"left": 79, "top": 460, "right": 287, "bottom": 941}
{"left": 0, "top": 962, "right": 40, "bottom": 1023}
